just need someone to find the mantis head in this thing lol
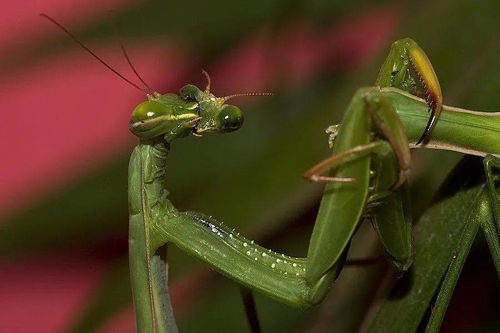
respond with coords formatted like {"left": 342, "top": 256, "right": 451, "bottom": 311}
{"left": 39, "top": 14, "right": 271, "bottom": 142}
{"left": 130, "top": 72, "right": 272, "bottom": 142}
{"left": 178, "top": 83, "right": 245, "bottom": 134}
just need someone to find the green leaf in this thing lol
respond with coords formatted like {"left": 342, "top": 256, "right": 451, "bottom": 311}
{"left": 367, "top": 157, "right": 489, "bottom": 332}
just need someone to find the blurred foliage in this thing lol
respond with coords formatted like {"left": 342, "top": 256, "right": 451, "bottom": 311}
{"left": 2, "top": 0, "right": 500, "bottom": 331}
{"left": 368, "top": 157, "right": 494, "bottom": 332}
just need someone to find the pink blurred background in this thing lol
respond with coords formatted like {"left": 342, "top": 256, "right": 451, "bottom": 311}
{"left": 0, "top": 1, "right": 399, "bottom": 331}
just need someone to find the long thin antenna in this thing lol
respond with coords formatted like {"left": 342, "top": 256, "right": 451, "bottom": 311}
{"left": 118, "top": 40, "right": 155, "bottom": 93}
{"left": 40, "top": 13, "right": 149, "bottom": 94}
{"left": 107, "top": 13, "right": 155, "bottom": 93}
{"left": 224, "top": 92, "right": 274, "bottom": 101}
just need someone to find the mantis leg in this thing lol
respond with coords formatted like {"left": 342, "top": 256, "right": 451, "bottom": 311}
{"left": 366, "top": 95, "right": 412, "bottom": 270}
{"left": 369, "top": 152, "right": 412, "bottom": 271}
{"left": 240, "top": 287, "right": 261, "bottom": 333}
{"left": 305, "top": 91, "right": 413, "bottom": 271}
{"left": 305, "top": 90, "right": 411, "bottom": 187}
{"left": 303, "top": 141, "right": 390, "bottom": 183}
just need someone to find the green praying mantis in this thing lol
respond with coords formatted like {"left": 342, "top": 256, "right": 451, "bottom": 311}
{"left": 42, "top": 14, "right": 500, "bottom": 333}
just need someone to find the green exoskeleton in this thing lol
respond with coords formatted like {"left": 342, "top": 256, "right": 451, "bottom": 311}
{"left": 42, "top": 14, "right": 500, "bottom": 333}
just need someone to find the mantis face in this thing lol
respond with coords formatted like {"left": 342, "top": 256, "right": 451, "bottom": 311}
{"left": 178, "top": 84, "right": 244, "bottom": 134}
{"left": 129, "top": 84, "right": 244, "bottom": 142}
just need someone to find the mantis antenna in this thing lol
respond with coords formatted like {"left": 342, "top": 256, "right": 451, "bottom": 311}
{"left": 40, "top": 13, "right": 150, "bottom": 94}
{"left": 224, "top": 92, "right": 274, "bottom": 101}
{"left": 107, "top": 13, "right": 156, "bottom": 93}
{"left": 117, "top": 42, "right": 155, "bottom": 93}
{"left": 201, "top": 70, "right": 273, "bottom": 99}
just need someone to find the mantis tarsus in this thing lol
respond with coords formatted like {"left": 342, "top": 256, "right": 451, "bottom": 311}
{"left": 43, "top": 14, "right": 500, "bottom": 332}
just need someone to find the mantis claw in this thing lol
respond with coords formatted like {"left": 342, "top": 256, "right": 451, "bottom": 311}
{"left": 415, "top": 99, "right": 441, "bottom": 145}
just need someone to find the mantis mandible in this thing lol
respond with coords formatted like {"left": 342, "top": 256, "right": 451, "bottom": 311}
{"left": 42, "top": 14, "right": 500, "bottom": 332}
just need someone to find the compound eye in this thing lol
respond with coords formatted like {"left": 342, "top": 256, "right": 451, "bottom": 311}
{"left": 217, "top": 105, "right": 243, "bottom": 132}
{"left": 129, "top": 100, "right": 172, "bottom": 139}
{"left": 130, "top": 100, "right": 168, "bottom": 123}
{"left": 179, "top": 85, "right": 200, "bottom": 101}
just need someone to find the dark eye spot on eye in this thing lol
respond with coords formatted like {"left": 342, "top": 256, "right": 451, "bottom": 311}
{"left": 141, "top": 121, "right": 144, "bottom": 123}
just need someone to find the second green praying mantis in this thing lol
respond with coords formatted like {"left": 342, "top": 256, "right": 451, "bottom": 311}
{"left": 42, "top": 14, "right": 500, "bottom": 332}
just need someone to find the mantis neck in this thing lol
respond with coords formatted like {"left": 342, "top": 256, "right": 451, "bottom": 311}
{"left": 137, "top": 140, "right": 171, "bottom": 207}
{"left": 128, "top": 139, "right": 178, "bottom": 333}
